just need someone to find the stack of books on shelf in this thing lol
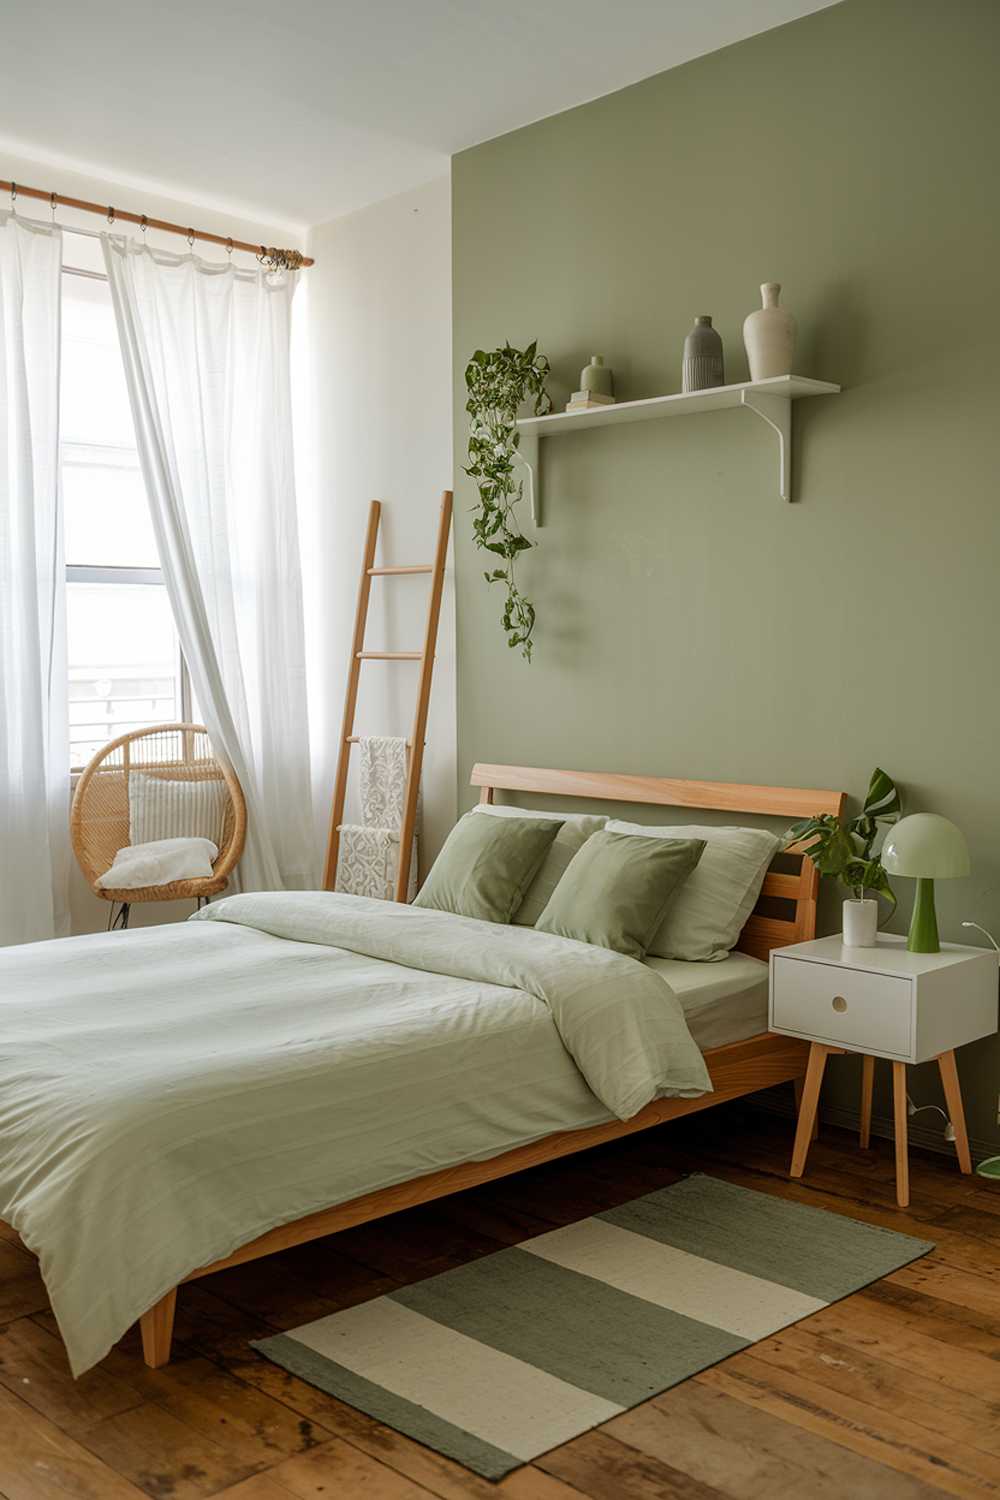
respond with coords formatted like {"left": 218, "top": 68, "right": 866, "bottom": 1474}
{"left": 564, "top": 390, "right": 616, "bottom": 413}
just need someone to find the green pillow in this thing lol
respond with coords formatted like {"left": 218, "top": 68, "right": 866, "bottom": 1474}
{"left": 414, "top": 812, "right": 563, "bottom": 924}
{"left": 606, "top": 820, "right": 782, "bottom": 961}
{"left": 470, "top": 805, "right": 608, "bottom": 925}
{"left": 535, "top": 830, "right": 706, "bottom": 960}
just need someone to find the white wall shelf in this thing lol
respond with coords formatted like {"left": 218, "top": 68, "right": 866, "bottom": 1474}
{"left": 515, "top": 374, "right": 841, "bottom": 521}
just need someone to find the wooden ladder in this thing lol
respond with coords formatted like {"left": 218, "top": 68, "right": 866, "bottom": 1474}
{"left": 323, "top": 491, "right": 453, "bottom": 901}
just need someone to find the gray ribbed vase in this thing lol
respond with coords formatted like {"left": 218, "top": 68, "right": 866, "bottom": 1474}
{"left": 682, "top": 316, "right": 725, "bottom": 393}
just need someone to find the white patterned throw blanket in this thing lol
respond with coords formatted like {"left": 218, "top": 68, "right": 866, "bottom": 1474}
{"left": 336, "top": 735, "right": 419, "bottom": 900}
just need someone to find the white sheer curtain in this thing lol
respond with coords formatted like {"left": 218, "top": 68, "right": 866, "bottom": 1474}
{"left": 0, "top": 214, "right": 69, "bottom": 945}
{"left": 102, "top": 238, "right": 314, "bottom": 891}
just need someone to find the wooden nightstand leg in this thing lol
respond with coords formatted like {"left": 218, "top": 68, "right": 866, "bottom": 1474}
{"left": 790, "top": 1043, "right": 828, "bottom": 1178}
{"left": 793, "top": 1075, "right": 819, "bottom": 1140}
{"left": 892, "top": 1062, "right": 909, "bottom": 1208}
{"left": 860, "top": 1055, "right": 875, "bottom": 1149}
{"left": 937, "top": 1050, "right": 972, "bottom": 1174}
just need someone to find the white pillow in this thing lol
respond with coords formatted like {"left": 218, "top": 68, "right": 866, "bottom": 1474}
{"left": 471, "top": 803, "right": 599, "bottom": 823}
{"left": 129, "top": 772, "right": 226, "bottom": 846}
{"left": 96, "top": 837, "right": 219, "bottom": 890}
{"left": 605, "top": 820, "right": 781, "bottom": 962}
{"left": 472, "top": 803, "right": 606, "bottom": 925}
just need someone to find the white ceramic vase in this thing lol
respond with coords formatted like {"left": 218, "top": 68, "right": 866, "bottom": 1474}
{"left": 842, "top": 898, "right": 878, "bottom": 948}
{"left": 743, "top": 282, "right": 797, "bottom": 381}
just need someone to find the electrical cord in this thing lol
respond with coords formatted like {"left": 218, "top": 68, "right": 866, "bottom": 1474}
{"left": 962, "top": 921, "right": 1000, "bottom": 952}
{"left": 961, "top": 922, "right": 1000, "bottom": 1177}
{"left": 906, "top": 1096, "right": 956, "bottom": 1141}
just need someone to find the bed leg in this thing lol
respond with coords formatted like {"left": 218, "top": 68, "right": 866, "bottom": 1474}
{"left": 140, "top": 1288, "right": 177, "bottom": 1368}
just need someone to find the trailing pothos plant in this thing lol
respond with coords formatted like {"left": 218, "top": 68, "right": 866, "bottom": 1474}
{"left": 465, "top": 341, "right": 552, "bottom": 660}
{"left": 787, "top": 767, "right": 902, "bottom": 913}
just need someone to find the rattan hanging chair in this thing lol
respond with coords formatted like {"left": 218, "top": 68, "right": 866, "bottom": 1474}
{"left": 71, "top": 723, "right": 246, "bottom": 925}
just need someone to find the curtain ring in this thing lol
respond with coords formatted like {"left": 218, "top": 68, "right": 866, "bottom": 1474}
{"left": 187, "top": 227, "right": 195, "bottom": 248}
{"left": 107, "top": 205, "right": 115, "bottom": 225}
{"left": 50, "top": 191, "right": 58, "bottom": 221}
{"left": 226, "top": 237, "right": 234, "bottom": 257}
{"left": 139, "top": 214, "right": 148, "bottom": 236}
{"left": 10, "top": 181, "right": 16, "bottom": 209}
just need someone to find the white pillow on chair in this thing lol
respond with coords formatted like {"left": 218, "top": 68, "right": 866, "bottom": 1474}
{"left": 128, "top": 772, "right": 226, "bottom": 846}
{"left": 97, "top": 837, "right": 219, "bottom": 890}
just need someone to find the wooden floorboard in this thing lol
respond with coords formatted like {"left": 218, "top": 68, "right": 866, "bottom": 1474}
{"left": 2, "top": 1101, "right": 1000, "bottom": 1498}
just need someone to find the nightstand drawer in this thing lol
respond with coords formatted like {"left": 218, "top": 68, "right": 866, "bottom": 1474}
{"left": 772, "top": 956, "right": 912, "bottom": 1055}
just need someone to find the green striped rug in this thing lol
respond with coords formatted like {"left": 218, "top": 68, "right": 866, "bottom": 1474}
{"left": 252, "top": 1173, "right": 933, "bottom": 1481}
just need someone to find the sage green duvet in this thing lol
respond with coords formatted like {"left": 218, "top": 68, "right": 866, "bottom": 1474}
{"left": 0, "top": 892, "right": 710, "bottom": 1375}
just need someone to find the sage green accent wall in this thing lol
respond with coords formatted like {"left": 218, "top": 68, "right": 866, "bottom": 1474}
{"left": 452, "top": 0, "right": 1000, "bottom": 1153}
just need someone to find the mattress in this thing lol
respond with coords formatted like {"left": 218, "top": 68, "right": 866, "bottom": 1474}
{"left": 644, "top": 950, "right": 769, "bottom": 1051}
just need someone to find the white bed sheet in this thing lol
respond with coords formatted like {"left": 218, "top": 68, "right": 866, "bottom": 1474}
{"left": 644, "top": 950, "right": 769, "bottom": 1051}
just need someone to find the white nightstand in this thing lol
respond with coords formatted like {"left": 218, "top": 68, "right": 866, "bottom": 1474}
{"left": 769, "top": 934, "right": 998, "bottom": 1207}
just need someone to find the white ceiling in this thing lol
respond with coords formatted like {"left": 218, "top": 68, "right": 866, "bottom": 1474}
{"left": 0, "top": 0, "right": 840, "bottom": 232}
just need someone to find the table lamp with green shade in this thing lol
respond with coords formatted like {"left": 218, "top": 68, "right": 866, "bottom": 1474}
{"left": 881, "top": 813, "right": 971, "bottom": 953}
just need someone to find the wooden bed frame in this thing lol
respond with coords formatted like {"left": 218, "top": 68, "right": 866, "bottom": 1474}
{"left": 12, "top": 763, "right": 845, "bottom": 1371}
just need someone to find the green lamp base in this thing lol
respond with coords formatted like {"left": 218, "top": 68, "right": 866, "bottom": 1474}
{"left": 908, "top": 877, "right": 940, "bottom": 953}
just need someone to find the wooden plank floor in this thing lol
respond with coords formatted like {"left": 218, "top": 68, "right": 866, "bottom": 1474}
{"left": 2, "top": 1102, "right": 1000, "bottom": 1499}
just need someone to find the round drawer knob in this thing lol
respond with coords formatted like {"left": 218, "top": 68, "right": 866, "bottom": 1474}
{"left": 832, "top": 995, "right": 848, "bottom": 1013}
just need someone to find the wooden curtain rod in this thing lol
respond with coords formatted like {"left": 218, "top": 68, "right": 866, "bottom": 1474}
{"left": 1, "top": 178, "right": 313, "bottom": 268}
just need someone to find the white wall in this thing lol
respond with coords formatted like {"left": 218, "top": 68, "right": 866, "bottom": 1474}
{"left": 299, "top": 176, "right": 455, "bottom": 872}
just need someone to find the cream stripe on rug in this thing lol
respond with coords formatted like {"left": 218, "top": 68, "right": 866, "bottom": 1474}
{"left": 286, "top": 1298, "right": 622, "bottom": 1460}
{"left": 521, "top": 1217, "right": 826, "bottom": 1341}
{"left": 253, "top": 1173, "right": 933, "bottom": 1481}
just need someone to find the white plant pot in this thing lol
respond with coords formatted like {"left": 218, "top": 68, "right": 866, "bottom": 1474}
{"left": 843, "top": 898, "right": 878, "bottom": 948}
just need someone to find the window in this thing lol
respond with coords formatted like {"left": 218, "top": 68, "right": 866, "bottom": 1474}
{"left": 61, "top": 237, "right": 191, "bottom": 770}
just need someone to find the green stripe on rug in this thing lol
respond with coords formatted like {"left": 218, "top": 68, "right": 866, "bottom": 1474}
{"left": 600, "top": 1174, "right": 933, "bottom": 1301}
{"left": 251, "top": 1332, "right": 524, "bottom": 1481}
{"left": 391, "top": 1244, "right": 747, "bottom": 1405}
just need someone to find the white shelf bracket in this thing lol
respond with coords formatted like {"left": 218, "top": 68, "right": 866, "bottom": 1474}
{"left": 515, "top": 427, "right": 541, "bottom": 526}
{"left": 740, "top": 390, "right": 793, "bottom": 501}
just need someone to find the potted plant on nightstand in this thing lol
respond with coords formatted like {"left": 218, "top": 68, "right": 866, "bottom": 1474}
{"left": 787, "top": 767, "right": 901, "bottom": 947}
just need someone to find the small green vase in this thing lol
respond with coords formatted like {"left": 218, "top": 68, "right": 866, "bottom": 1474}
{"left": 581, "top": 355, "right": 614, "bottom": 397}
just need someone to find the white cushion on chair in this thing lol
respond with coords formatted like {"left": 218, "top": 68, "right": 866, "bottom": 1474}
{"left": 128, "top": 772, "right": 226, "bottom": 846}
{"left": 96, "top": 837, "right": 219, "bottom": 890}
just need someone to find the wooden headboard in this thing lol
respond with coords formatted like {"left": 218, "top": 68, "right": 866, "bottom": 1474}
{"left": 470, "top": 764, "right": 845, "bottom": 962}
